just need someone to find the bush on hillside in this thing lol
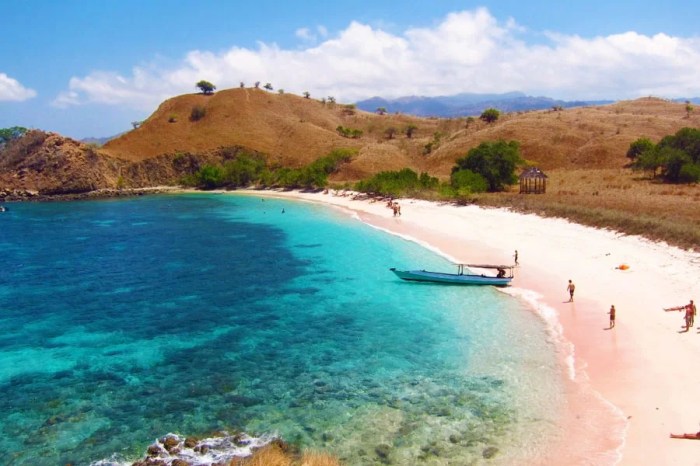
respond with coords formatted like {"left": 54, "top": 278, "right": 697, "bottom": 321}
{"left": 336, "top": 126, "right": 363, "bottom": 139}
{"left": 190, "top": 105, "right": 206, "bottom": 121}
{"left": 355, "top": 168, "right": 438, "bottom": 197}
{"left": 450, "top": 169, "right": 488, "bottom": 193}
{"left": 182, "top": 148, "right": 356, "bottom": 190}
{"left": 452, "top": 140, "right": 524, "bottom": 192}
{"left": 631, "top": 127, "right": 700, "bottom": 183}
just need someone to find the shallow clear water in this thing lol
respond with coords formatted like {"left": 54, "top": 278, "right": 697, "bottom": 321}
{"left": 0, "top": 194, "right": 563, "bottom": 465}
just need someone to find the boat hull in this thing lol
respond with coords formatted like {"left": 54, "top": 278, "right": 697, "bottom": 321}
{"left": 390, "top": 268, "right": 512, "bottom": 286}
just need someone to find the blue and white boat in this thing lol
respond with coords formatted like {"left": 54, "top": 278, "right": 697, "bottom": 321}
{"left": 390, "top": 263, "right": 514, "bottom": 287}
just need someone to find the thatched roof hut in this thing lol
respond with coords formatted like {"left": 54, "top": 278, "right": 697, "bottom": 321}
{"left": 519, "top": 167, "right": 548, "bottom": 194}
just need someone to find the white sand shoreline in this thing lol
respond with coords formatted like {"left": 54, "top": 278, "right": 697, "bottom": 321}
{"left": 233, "top": 188, "right": 700, "bottom": 465}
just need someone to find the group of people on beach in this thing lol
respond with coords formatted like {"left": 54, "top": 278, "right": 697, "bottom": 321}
{"left": 565, "top": 279, "right": 618, "bottom": 329}
{"left": 664, "top": 300, "right": 697, "bottom": 332}
{"left": 565, "top": 278, "right": 697, "bottom": 332}
{"left": 386, "top": 199, "right": 401, "bottom": 217}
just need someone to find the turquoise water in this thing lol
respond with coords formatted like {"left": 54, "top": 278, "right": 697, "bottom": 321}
{"left": 0, "top": 194, "right": 563, "bottom": 465}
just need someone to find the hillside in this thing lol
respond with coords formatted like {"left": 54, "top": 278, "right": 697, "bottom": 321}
{"left": 102, "top": 89, "right": 699, "bottom": 180}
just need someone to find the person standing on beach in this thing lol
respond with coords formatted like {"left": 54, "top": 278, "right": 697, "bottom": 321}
{"left": 514, "top": 250, "right": 519, "bottom": 266}
{"left": 608, "top": 305, "right": 616, "bottom": 328}
{"left": 683, "top": 300, "right": 695, "bottom": 330}
{"left": 566, "top": 280, "right": 576, "bottom": 302}
{"left": 689, "top": 300, "right": 696, "bottom": 328}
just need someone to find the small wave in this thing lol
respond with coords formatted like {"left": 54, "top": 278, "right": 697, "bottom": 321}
{"left": 90, "top": 431, "right": 276, "bottom": 466}
{"left": 502, "top": 287, "right": 578, "bottom": 381}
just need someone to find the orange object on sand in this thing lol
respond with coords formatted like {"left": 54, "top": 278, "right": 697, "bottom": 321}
{"left": 617, "top": 264, "right": 629, "bottom": 270}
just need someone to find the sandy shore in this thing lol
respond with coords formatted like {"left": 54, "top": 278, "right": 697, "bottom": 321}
{"left": 240, "top": 189, "right": 700, "bottom": 465}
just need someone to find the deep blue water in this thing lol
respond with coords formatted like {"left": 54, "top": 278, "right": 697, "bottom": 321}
{"left": 0, "top": 194, "right": 562, "bottom": 465}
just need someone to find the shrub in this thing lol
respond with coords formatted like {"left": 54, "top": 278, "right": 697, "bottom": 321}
{"left": 450, "top": 169, "right": 488, "bottom": 193}
{"left": 190, "top": 105, "right": 206, "bottom": 121}
{"left": 678, "top": 163, "right": 700, "bottom": 183}
{"left": 336, "top": 126, "right": 362, "bottom": 139}
{"left": 355, "top": 168, "right": 437, "bottom": 197}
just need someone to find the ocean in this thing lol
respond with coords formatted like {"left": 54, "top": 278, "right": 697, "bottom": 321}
{"left": 0, "top": 193, "right": 564, "bottom": 465}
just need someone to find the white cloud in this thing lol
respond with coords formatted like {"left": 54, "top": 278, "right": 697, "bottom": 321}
{"left": 0, "top": 73, "right": 37, "bottom": 101}
{"left": 53, "top": 8, "right": 700, "bottom": 109}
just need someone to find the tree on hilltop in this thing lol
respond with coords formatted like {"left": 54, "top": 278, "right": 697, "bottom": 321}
{"left": 0, "top": 126, "right": 28, "bottom": 145}
{"left": 263, "top": 83, "right": 273, "bottom": 91}
{"left": 480, "top": 108, "right": 500, "bottom": 123}
{"left": 303, "top": 91, "right": 310, "bottom": 99}
{"left": 196, "top": 80, "right": 216, "bottom": 95}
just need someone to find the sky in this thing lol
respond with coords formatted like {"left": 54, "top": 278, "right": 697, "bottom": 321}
{"left": 2, "top": 0, "right": 700, "bottom": 139}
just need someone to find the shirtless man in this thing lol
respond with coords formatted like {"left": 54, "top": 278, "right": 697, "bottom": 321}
{"left": 566, "top": 280, "right": 576, "bottom": 302}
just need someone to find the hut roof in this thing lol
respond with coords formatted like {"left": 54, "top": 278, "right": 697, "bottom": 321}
{"left": 519, "top": 167, "right": 548, "bottom": 179}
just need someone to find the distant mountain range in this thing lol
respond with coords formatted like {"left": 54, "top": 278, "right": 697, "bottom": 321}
{"left": 355, "top": 92, "right": 700, "bottom": 117}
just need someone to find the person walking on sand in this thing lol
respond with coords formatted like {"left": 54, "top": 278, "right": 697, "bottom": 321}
{"left": 566, "top": 280, "right": 576, "bottom": 302}
{"left": 514, "top": 250, "right": 519, "bottom": 266}
{"left": 608, "top": 305, "right": 616, "bottom": 328}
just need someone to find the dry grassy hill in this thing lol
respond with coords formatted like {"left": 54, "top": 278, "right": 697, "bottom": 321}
{"left": 103, "top": 90, "right": 699, "bottom": 182}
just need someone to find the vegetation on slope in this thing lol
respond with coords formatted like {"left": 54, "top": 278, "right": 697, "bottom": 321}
{"left": 2, "top": 93, "right": 699, "bottom": 250}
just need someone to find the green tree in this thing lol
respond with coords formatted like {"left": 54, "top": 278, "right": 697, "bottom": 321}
{"left": 633, "top": 146, "right": 664, "bottom": 178}
{"left": 685, "top": 101, "right": 694, "bottom": 118}
{"left": 661, "top": 147, "right": 693, "bottom": 182}
{"left": 480, "top": 108, "right": 500, "bottom": 123}
{"left": 452, "top": 140, "right": 523, "bottom": 192}
{"left": 263, "top": 83, "right": 273, "bottom": 91}
{"left": 376, "top": 107, "right": 387, "bottom": 115}
{"left": 303, "top": 91, "right": 310, "bottom": 99}
{"left": 658, "top": 127, "right": 700, "bottom": 163}
{"left": 626, "top": 137, "right": 655, "bottom": 161}
{"left": 196, "top": 80, "right": 216, "bottom": 94}
{"left": 0, "top": 126, "right": 28, "bottom": 145}
{"left": 195, "top": 165, "right": 224, "bottom": 189}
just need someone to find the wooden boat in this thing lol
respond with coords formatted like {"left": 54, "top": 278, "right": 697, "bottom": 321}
{"left": 390, "top": 264, "right": 514, "bottom": 287}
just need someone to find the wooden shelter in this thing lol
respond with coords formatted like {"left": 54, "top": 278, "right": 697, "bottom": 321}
{"left": 519, "top": 167, "right": 548, "bottom": 194}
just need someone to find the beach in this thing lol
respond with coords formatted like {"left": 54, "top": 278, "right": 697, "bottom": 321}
{"left": 247, "top": 189, "right": 700, "bottom": 465}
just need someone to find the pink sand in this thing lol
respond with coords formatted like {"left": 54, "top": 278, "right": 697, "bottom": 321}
{"left": 243, "top": 189, "right": 700, "bottom": 465}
